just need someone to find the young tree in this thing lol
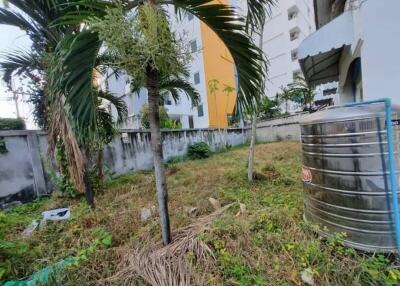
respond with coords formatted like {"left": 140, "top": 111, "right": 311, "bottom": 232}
{"left": 246, "top": 0, "right": 275, "bottom": 182}
{"left": 276, "top": 86, "right": 293, "bottom": 114}
{"left": 287, "top": 75, "right": 315, "bottom": 112}
{"left": 258, "top": 96, "right": 281, "bottom": 120}
{"left": 58, "top": 0, "right": 268, "bottom": 245}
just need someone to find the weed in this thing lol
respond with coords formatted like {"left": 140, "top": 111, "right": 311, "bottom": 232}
{"left": 2, "top": 142, "right": 400, "bottom": 285}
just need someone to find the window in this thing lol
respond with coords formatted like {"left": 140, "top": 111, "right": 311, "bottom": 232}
{"left": 287, "top": 6, "right": 299, "bottom": 21}
{"left": 291, "top": 49, "right": 298, "bottom": 61}
{"left": 290, "top": 30, "right": 299, "bottom": 41}
{"left": 189, "top": 116, "right": 194, "bottom": 128}
{"left": 188, "top": 13, "right": 194, "bottom": 21}
{"left": 198, "top": 104, "right": 204, "bottom": 117}
{"left": 288, "top": 11, "right": 297, "bottom": 20}
{"left": 190, "top": 40, "right": 197, "bottom": 53}
{"left": 194, "top": 72, "right": 200, "bottom": 85}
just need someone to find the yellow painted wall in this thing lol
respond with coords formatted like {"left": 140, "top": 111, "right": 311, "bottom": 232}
{"left": 200, "top": 0, "right": 237, "bottom": 128}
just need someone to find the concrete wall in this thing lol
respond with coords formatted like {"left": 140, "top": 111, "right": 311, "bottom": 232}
{"left": 0, "top": 118, "right": 306, "bottom": 208}
{"left": 0, "top": 130, "right": 49, "bottom": 208}
{"left": 0, "top": 128, "right": 250, "bottom": 208}
{"left": 104, "top": 128, "right": 250, "bottom": 175}
{"left": 256, "top": 113, "right": 305, "bottom": 142}
{"left": 359, "top": 0, "right": 400, "bottom": 105}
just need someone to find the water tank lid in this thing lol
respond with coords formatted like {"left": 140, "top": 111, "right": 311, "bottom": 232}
{"left": 301, "top": 103, "right": 400, "bottom": 125}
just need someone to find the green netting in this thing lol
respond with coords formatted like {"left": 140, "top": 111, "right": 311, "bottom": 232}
{"left": 3, "top": 257, "right": 76, "bottom": 286}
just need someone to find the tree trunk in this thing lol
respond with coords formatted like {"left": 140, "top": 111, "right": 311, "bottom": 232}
{"left": 83, "top": 147, "right": 95, "bottom": 209}
{"left": 146, "top": 66, "right": 172, "bottom": 245}
{"left": 97, "top": 148, "right": 104, "bottom": 187}
{"left": 247, "top": 26, "right": 264, "bottom": 182}
{"left": 248, "top": 113, "right": 257, "bottom": 182}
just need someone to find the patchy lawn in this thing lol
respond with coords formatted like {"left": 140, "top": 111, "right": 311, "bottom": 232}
{"left": 1, "top": 142, "right": 400, "bottom": 285}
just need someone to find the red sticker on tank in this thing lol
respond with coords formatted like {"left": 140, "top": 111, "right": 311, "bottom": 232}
{"left": 302, "top": 166, "right": 312, "bottom": 184}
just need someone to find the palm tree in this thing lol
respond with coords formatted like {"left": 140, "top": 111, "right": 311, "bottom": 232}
{"left": 287, "top": 75, "right": 315, "bottom": 112}
{"left": 48, "top": 0, "right": 270, "bottom": 245}
{"left": 246, "top": 0, "right": 275, "bottom": 183}
{"left": 276, "top": 86, "right": 293, "bottom": 114}
{"left": 258, "top": 96, "right": 280, "bottom": 120}
{"left": 0, "top": 1, "right": 127, "bottom": 208}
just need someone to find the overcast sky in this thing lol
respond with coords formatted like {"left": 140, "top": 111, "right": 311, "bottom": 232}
{"left": 0, "top": 3, "right": 33, "bottom": 123}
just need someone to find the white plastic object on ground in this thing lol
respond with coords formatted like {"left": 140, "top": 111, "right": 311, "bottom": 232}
{"left": 42, "top": 208, "right": 71, "bottom": 221}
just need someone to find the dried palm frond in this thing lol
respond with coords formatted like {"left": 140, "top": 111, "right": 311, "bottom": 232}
{"left": 107, "top": 204, "right": 233, "bottom": 286}
{"left": 47, "top": 94, "right": 86, "bottom": 192}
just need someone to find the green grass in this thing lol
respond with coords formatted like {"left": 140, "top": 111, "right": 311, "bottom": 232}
{"left": 1, "top": 142, "right": 400, "bottom": 285}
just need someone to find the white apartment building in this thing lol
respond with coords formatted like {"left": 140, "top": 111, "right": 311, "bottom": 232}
{"left": 238, "top": 0, "right": 318, "bottom": 112}
{"left": 298, "top": 0, "right": 400, "bottom": 105}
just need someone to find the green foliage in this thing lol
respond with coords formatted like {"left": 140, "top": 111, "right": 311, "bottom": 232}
{"left": 89, "top": 3, "right": 189, "bottom": 83}
{"left": 166, "top": 155, "right": 186, "bottom": 165}
{"left": 54, "top": 141, "right": 79, "bottom": 198}
{"left": 187, "top": 142, "right": 211, "bottom": 160}
{"left": 0, "top": 118, "right": 25, "bottom": 130}
{"left": 257, "top": 96, "right": 281, "bottom": 120}
{"left": 361, "top": 255, "right": 400, "bottom": 285}
{"left": 212, "top": 239, "right": 266, "bottom": 286}
{"left": 0, "top": 137, "right": 7, "bottom": 154}
{"left": 140, "top": 104, "right": 181, "bottom": 130}
{"left": 276, "top": 86, "right": 294, "bottom": 114}
{"left": 287, "top": 75, "right": 315, "bottom": 113}
{"left": 0, "top": 199, "right": 48, "bottom": 280}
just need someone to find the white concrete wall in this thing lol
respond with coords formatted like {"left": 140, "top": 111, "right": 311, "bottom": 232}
{"left": 359, "top": 0, "right": 400, "bottom": 104}
{"left": 328, "top": 0, "right": 400, "bottom": 105}
{"left": 256, "top": 113, "right": 305, "bottom": 142}
{"left": 0, "top": 128, "right": 251, "bottom": 207}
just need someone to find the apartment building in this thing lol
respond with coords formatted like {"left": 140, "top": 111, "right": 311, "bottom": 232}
{"left": 237, "top": 0, "right": 317, "bottom": 112}
{"left": 298, "top": 0, "right": 400, "bottom": 105}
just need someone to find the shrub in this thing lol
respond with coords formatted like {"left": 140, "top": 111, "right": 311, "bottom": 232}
{"left": 187, "top": 142, "right": 211, "bottom": 160}
{"left": 140, "top": 104, "right": 181, "bottom": 129}
{"left": 0, "top": 118, "right": 26, "bottom": 130}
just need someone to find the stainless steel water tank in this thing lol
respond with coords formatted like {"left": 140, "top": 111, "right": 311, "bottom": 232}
{"left": 301, "top": 103, "right": 400, "bottom": 252}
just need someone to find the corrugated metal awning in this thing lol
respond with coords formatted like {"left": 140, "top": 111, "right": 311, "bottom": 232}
{"left": 298, "top": 11, "right": 354, "bottom": 86}
{"left": 299, "top": 47, "right": 344, "bottom": 86}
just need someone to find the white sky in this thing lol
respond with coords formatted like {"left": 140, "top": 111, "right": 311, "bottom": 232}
{"left": 0, "top": 3, "right": 34, "bottom": 127}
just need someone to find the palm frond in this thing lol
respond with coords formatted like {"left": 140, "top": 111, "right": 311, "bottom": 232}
{"left": 53, "top": 0, "right": 116, "bottom": 25}
{"left": 129, "top": 76, "right": 145, "bottom": 96}
{"left": 0, "top": 50, "right": 39, "bottom": 86}
{"left": 245, "top": 0, "right": 276, "bottom": 32}
{"left": 160, "top": 77, "right": 200, "bottom": 106}
{"left": 96, "top": 106, "right": 116, "bottom": 144}
{"left": 53, "top": 30, "right": 102, "bottom": 133}
{"left": 98, "top": 90, "right": 128, "bottom": 123}
{"left": 0, "top": 7, "right": 39, "bottom": 34}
